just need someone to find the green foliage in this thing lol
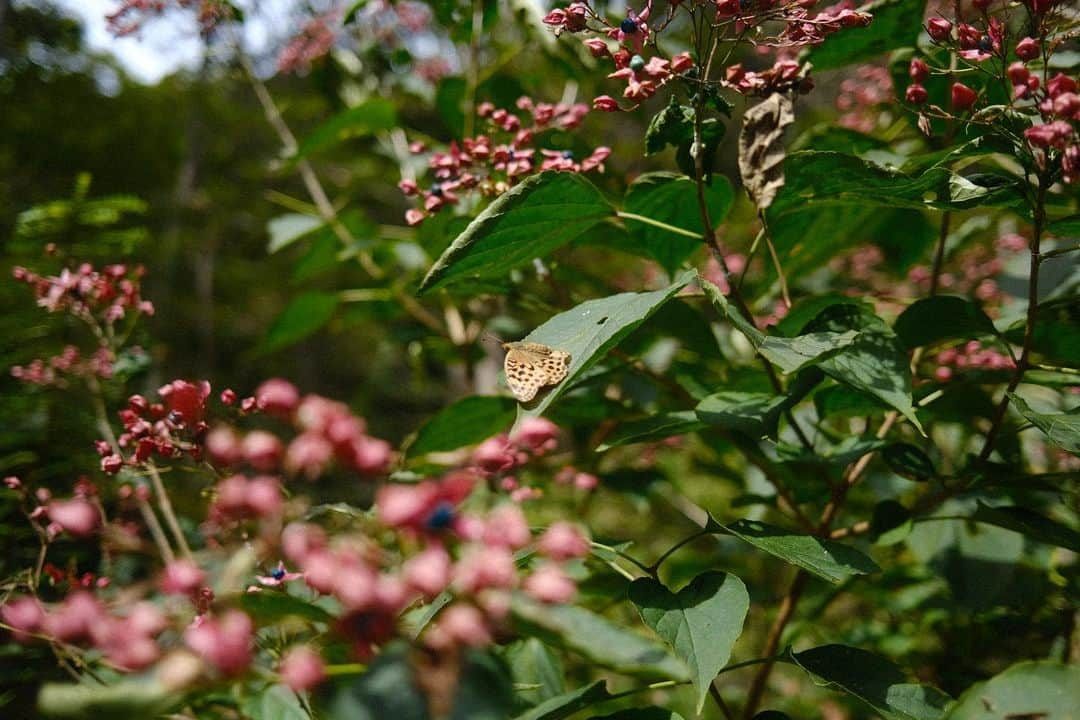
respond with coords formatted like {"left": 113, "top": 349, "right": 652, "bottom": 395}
{"left": 717, "top": 519, "right": 881, "bottom": 584}
{"left": 408, "top": 396, "right": 517, "bottom": 456}
{"left": 944, "top": 661, "right": 1080, "bottom": 720}
{"left": 803, "top": 0, "right": 928, "bottom": 70}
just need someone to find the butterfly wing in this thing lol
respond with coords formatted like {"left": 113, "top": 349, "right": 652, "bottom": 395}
{"left": 540, "top": 350, "right": 571, "bottom": 387}
{"left": 504, "top": 349, "right": 546, "bottom": 402}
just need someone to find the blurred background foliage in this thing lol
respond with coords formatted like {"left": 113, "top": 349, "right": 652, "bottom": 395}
{"left": 0, "top": 0, "right": 1077, "bottom": 717}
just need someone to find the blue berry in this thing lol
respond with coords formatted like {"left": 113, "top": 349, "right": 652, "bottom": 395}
{"left": 629, "top": 54, "right": 645, "bottom": 71}
{"left": 430, "top": 184, "right": 444, "bottom": 197}
{"left": 425, "top": 501, "right": 455, "bottom": 531}
{"left": 561, "top": 150, "right": 574, "bottom": 160}
{"left": 978, "top": 35, "right": 993, "bottom": 52}
{"left": 620, "top": 17, "right": 637, "bottom": 34}
{"left": 271, "top": 567, "right": 286, "bottom": 581}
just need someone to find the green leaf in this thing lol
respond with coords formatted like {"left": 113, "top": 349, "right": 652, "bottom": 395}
{"left": 871, "top": 500, "right": 914, "bottom": 546}
{"left": 1009, "top": 394, "right": 1080, "bottom": 454}
{"left": 628, "top": 572, "right": 749, "bottom": 713}
{"left": 893, "top": 296, "right": 997, "bottom": 350}
{"left": 623, "top": 173, "right": 734, "bottom": 274}
{"left": 513, "top": 681, "right": 611, "bottom": 720}
{"left": 261, "top": 291, "right": 340, "bottom": 353}
{"left": 945, "top": 660, "right": 1080, "bottom": 720}
{"left": 597, "top": 411, "right": 708, "bottom": 451}
{"left": 720, "top": 519, "right": 880, "bottom": 584}
{"left": 511, "top": 596, "right": 690, "bottom": 680}
{"left": 238, "top": 589, "right": 334, "bottom": 624}
{"left": 881, "top": 443, "right": 936, "bottom": 481}
{"left": 971, "top": 502, "right": 1080, "bottom": 553}
{"left": 38, "top": 680, "right": 177, "bottom": 719}
{"left": 514, "top": 270, "right": 696, "bottom": 420}
{"left": 695, "top": 392, "right": 788, "bottom": 438}
{"left": 244, "top": 685, "right": 308, "bottom": 720}
{"left": 645, "top": 99, "right": 695, "bottom": 155}
{"left": 267, "top": 213, "right": 324, "bottom": 254}
{"left": 408, "top": 396, "right": 517, "bottom": 457}
{"left": 701, "top": 279, "right": 859, "bottom": 373}
{"left": 793, "top": 644, "right": 952, "bottom": 720}
{"left": 292, "top": 99, "right": 398, "bottom": 161}
{"left": 503, "top": 638, "right": 565, "bottom": 708}
{"left": 803, "top": 0, "right": 928, "bottom": 70}
{"left": 589, "top": 710, "right": 686, "bottom": 720}
{"left": 419, "top": 173, "right": 615, "bottom": 292}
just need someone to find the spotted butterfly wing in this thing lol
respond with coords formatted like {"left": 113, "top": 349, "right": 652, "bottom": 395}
{"left": 503, "top": 342, "right": 571, "bottom": 403}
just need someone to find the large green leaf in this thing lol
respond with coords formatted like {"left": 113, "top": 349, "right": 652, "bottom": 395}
{"left": 893, "top": 296, "right": 997, "bottom": 350}
{"left": 408, "top": 396, "right": 517, "bottom": 457}
{"left": 695, "top": 392, "right": 788, "bottom": 438}
{"left": 511, "top": 597, "right": 690, "bottom": 680}
{"left": 514, "top": 270, "right": 696, "bottom": 421}
{"left": 628, "top": 572, "right": 749, "bottom": 713}
{"left": 804, "top": 0, "right": 928, "bottom": 70}
{"left": 971, "top": 502, "right": 1080, "bottom": 553}
{"left": 1010, "top": 394, "right": 1080, "bottom": 454}
{"left": 768, "top": 152, "right": 1021, "bottom": 219}
{"left": 261, "top": 291, "right": 340, "bottom": 353}
{"left": 513, "top": 681, "right": 611, "bottom": 720}
{"left": 793, "top": 645, "right": 952, "bottom": 720}
{"left": 291, "top": 99, "right": 398, "bottom": 161}
{"left": 622, "top": 173, "right": 734, "bottom": 274}
{"left": 720, "top": 519, "right": 880, "bottom": 584}
{"left": 945, "top": 661, "right": 1080, "bottom": 720}
{"left": 418, "top": 173, "right": 615, "bottom": 292}
{"left": 238, "top": 589, "right": 335, "bottom": 624}
{"left": 503, "top": 638, "right": 566, "bottom": 709}
{"left": 701, "top": 279, "right": 859, "bottom": 373}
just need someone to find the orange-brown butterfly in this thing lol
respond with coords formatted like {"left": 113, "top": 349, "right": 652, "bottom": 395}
{"left": 502, "top": 341, "right": 571, "bottom": 403}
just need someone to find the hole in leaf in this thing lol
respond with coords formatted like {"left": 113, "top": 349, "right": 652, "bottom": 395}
{"left": 597, "top": 317, "right": 608, "bottom": 325}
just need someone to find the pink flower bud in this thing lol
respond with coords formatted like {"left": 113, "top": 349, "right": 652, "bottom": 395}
{"left": 511, "top": 417, "right": 560, "bottom": 455}
{"left": 909, "top": 59, "right": 930, "bottom": 83}
{"left": 184, "top": 610, "right": 253, "bottom": 677}
{"left": 523, "top": 563, "right": 576, "bottom": 604}
{"left": 282, "top": 522, "right": 327, "bottom": 563}
{"left": 483, "top": 504, "right": 532, "bottom": 549}
{"left": 205, "top": 426, "right": 241, "bottom": 465}
{"left": 1047, "top": 73, "right": 1077, "bottom": 99}
{"left": 951, "top": 82, "right": 978, "bottom": 110}
{"left": 926, "top": 17, "right": 952, "bottom": 42}
{"left": 404, "top": 545, "right": 452, "bottom": 598}
{"left": 280, "top": 646, "right": 326, "bottom": 691}
{"left": 44, "top": 591, "right": 104, "bottom": 642}
{"left": 1, "top": 596, "right": 45, "bottom": 642}
{"left": 255, "top": 378, "right": 300, "bottom": 416}
{"left": 538, "top": 522, "right": 590, "bottom": 560}
{"left": 285, "top": 432, "right": 334, "bottom": 479}
{"left": 101, "top": 454, "right": 123, "bottom": 474}
{"left": 583, "top": 38, "right": 609, "bottom": 57}
{"left": 437, "top": 603, "right": 492, "bottom": 647}
{"left": 301, "top": 550, "right": 339, "bottom": 594}
{"left": 472, "top": 435, "right": 517, "bottom": 474}
{"left": 242, "top": 430, "right": 283, "bottom": 471}
{"left": 1007, "top": 62, "right": 1030, "bottom": 86}
{"left": 592, "top": 95, "right": 619, "bottom": 112}
{"left": 160, "top": 560, "right": 206, "bottom": 596}
{"left": 906, "top": 84, "right": 928, "bottom": 104}
{"left": 246, "top": 476, "right": 284, "bottom": 517}
{"left": 47, "top": 499, "right": 99, "bottom": 537}
{"left": 454, "top": 545, "right": 516, "bottom": 593}
{"left": 1015, "top": 37, "right": 1039, "bottom": 60}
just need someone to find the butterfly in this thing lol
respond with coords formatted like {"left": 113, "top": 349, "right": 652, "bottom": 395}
{"left": 502, "top": 341, "right": 572, "bottom": 403}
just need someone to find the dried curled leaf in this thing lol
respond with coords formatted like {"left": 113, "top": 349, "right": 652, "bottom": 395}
{"left": 738, "top": 93, "right": 795, "bottom": 210}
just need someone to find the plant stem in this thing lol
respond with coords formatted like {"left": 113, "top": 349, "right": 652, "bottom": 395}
{"left": 146, "top": 461, "right": 193, "bottom": 561}
{"left": 710, "top": 683, "right": 736, "bottom": 720}
{"left": 741, "top": 571, "right": 808, "bottom": 718}
{"left": 977, "top": 177, "right": 1047, "bottom": 461}
{"left": 616, "top": 211, "right": 702, "bottom": 239}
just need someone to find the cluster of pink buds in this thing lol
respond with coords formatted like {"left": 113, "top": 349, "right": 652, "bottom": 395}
{"left": 907, "top": 241, "right": 1007, "bottom": 304}
{"left": 10, "top": 345, "right": 121, "bottom": 387}
{"left": 105, "top": 0, "right": 230, "bottom": 37}
{"left": 469, "top": 417, "right": 579, "bottom": 501}
{"left": 13, "top": 262, "right": 154, "bottom": 325}
{"left": 724, "top": 58, "right": 813, "bottom": 97}
{"left": 1, "top": 592, "right": 170, "bottom": 671}
{"left": 277, "top": 11, "right": 339, "bottom": 75}
{"left": 97, "top": 380, "right": 213, "bottom": 474}
{"left": 753, "top": 0, "right": 872, "bottom": 47}
{"left": 911, "top": 9, "right": 1078, "bottom": 182}
{"left": 835, "top": 64, "right": 893, "bottom": 133}
{"left": 400, "top": 98, "right": 610, "bottom": 224}
{"left": 932, "top": 341, "right": 1015, "bottom": 382}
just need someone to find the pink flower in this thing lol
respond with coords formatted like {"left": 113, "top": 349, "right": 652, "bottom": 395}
{"left": 403, "top": 544, "right": 452, "bottom": 598}
{"left": 523, "top": 563, "right": 576, "bottom": 603}
{"left": 285, "top": 432, "right": 334, "bottom": 479}
{"left": 1047, "top": 73, "right": 1077, "bottom": 99}
{"left": 538, "top": 522, "right": 590, "bottom": 560}
{"left": 282, "top": 522, "right": 327, "bottom": 563}
{"left": 951, "top": 82, "right": 978, "bottom": 110}
{"left": 926, "top": 17, "right": 952, "bottom": 42}
{"left": 160, "top": 560, "right": 206, "bottom": 596}
{"left": 375, "top": 471, "right": 476, "bottom": 533}
{"left": 593, "top": 95, "right": 620, "bottom": 112}
{"left": 47, "top": 498, "right": 99, "bottom": 537}
{"left": 472, "top": 435, "right": 519, "bottom": 473}
{"left": 454, "top": 545, "right": 516, "bottom": 593}
{"left": 1015, "top": 37, "right": 1039, "bottom": 61}
{"left": 906, "top": 84, "right": 928, "bottom": 104}
{"left": 158, "top": 379, "right": 210, "bottom": 425}
{"left": 256, "top": 561, "right": 303, "bottom": 588}
{"left": 909, "top": 59, "right": 930, "bottom": 83}
{"left": 246, "top": 476, "right": 284, "bottom": 517}
{"left": 483, "top": 504, "right": 532, "bottom": 549}
{"left": 1025, "top": 121, "right": 1074, "bottom": 149}
{"left": 1, "top": 596, "right": 45, "bottom": 642}
{"left": 583, "top": 38, "right": 609, "bottom": 57}
{"left": 280, "top": 646, "right": 326, "bottom": 691}
{"left": 185, "top": 610, "right": 254, "bottom": 677}
{"left": 435, "top": 603, "right": 492, "bottom": 647}
{"left": 242, "top": 430, "right": 283, "bottom": 471}
{"left": 511, "top": 417, "right": 560, "bottom": 455}
{"left": 255, "top": 378, "right": 300, "bottom": 416}
{"left": 343, "top": 435, "right": 393, "bottom": 475}
{"left": 205, "top": 426, "right": 241, "bottom": 465}
{"left": 44, "top": 592, "right": 104, "bottom": 642}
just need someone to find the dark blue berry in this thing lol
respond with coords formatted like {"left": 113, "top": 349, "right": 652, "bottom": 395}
{"left": 978, "top": 36, "right": 993, "bottom": 52}
{"left": 620, "top": 17, "right": 637, "bottom": 34}
{"left": 271, "top": 567, "right": 286, "bottom": 581}
{"left": 430, "top": 184, "right": 444, "bottom": 197}
{"left": 561, "top": 150, "right": 574, "bottom": 160}
{"left": 425, "top": 501, "right": 455, "bottom": 531}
